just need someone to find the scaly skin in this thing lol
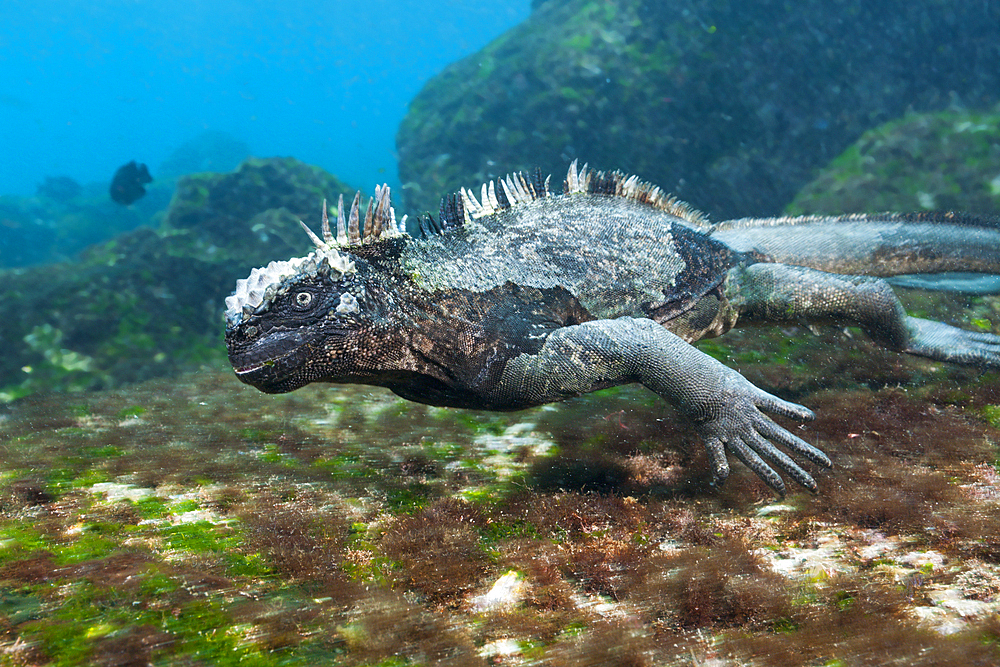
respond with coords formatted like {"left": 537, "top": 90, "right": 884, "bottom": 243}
{"left": 225, "top": 162, "right": 1000, "bottom": 496}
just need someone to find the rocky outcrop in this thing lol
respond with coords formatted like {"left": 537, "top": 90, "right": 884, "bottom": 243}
{"left": 163, "top": 156, "right": 357, "bottom": 266}
{"left": 396, "top": 0, "right": 1000, "bottom": 220}
{"left": 0, "top": 157, "right": 358, "bottom": 398}
{"left": 788, "top": 108, "right": 1000, "bottom": 216}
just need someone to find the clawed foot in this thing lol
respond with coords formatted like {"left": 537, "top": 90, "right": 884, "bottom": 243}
{"left": 694, "top": 374, "right": 831, "bottom": 496}
{"left": 905, "top": 316, "right": 1000, "bottom": 368}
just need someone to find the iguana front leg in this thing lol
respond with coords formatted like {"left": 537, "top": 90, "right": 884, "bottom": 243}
{"left": 730, "top": 263, "right": 1000, "bottom": 367}
{"left": 495, "top": 317, "right": 831, "bottom": 495}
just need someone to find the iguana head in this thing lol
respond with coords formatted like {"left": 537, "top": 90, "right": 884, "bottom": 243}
{"left": 225, "top": 187, "right": 404, "bottom": 393}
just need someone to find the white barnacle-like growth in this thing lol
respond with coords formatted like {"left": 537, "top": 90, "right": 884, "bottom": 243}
{"left": 225, "top": 247, "right": 356, "bottom": 328}
{"left": 335, "top": 292, "right": 360, "bottom": 315}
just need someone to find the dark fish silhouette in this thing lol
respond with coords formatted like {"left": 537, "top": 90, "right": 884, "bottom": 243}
{"left": 109, "top": 161, "right": 152, "bottom": 205}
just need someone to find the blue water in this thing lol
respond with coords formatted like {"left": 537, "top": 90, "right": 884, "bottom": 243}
{"left": 0, "top": 0, "right": 530, "bottom": 196}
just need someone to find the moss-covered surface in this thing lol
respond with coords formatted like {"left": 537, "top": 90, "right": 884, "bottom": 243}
{"left": 397, "top": 0, "right": 1000, "bottom": 219}
{"left": 0, "top": 157, "right": 360, "bottom": 401}
{"left": 162, "top": 157, "right": 357, "bottom": 261}
{"left": 788, "top": 108, "right": 1000, "bottom": 216}
{"left": 2, "top": 325, "right": 1000, "bottom": 666}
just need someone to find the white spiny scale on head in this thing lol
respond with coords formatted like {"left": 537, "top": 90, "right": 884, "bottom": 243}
{"left": 378, "top": 185, "right": 392, "bottom": 235}
{"left": 500, "top": 177, "right": 516, "bottom": 207}
{"left": 510, "top": 173, "right": 531, "bottom": 202}
{"left": 508, "top": 175, "right": 522, "bottom": 202}
{"left": 486, "top": 180, "right": 499, "bottom": 211}
{"left": 502, "top": 174, "right": 527, "bottom": 205}
{"left": 471, "top": 182, "right": 497, "bottom": 218}
{"left": 301, "top": 187, "right": 403, "bottom": 249}
{"left": 460, "top": 170, "right": 549, "bottom": 221}
{"left": 370, "top": 185, "right": 387, "bottom": 239}
{"left": 370, "top": 186, "right": 382, "bottom": 239}
{"left": 460, "top": 187, "right": 479, "bottom": 223}
{"left": 565, "top": 160, "right": 591, "bottom": 194}
{"left": 321, "top": 198, "right": 335, "bottom": 246}
{"left": 336, "top": 194, "right": 348, "bottom": 246}
{"left": 363, "top": 193, "right": 375, "bottom": 242}
{"left": 621, "top": 174, "right": 639, "bottom": 196}
{"left": 480, "top": 183, "right": 492, "bottom": 215}
{"left": 348, "top": 192, "right": 361, "bottom": 244}
{"left": 565, "top": 159, "right": 579, "bottom": 193}
{"left": 298, "top": 220, "right": 326, "bottom": 249}
{"left": 461, "top": 188, "right": 479, "bottom": 216}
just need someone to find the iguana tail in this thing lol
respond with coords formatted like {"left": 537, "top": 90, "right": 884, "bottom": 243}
{"left": 713, "top": 212, "right": 1000, "bottom": 277}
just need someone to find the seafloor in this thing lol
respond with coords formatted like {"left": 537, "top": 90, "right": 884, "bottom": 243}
{"left": 2, "top": 287, "right": 1000, "bottom": 666}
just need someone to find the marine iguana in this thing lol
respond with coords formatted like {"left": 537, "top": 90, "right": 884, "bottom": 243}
{"left": 224, "top": 161, "right": 1000, "bottom": 495}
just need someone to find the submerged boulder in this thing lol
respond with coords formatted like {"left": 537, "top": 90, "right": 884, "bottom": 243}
{"left": 396, "top": 0, "right": 1000, "bottom": 219}
{"left": 163, "top": 156, "right": 357, "bottom": 266}
{"left": 0, "top": 157, "right": 359, "bottom": 398}
{"left": 787, "top": 108, "right": 1000, "bottom": 216}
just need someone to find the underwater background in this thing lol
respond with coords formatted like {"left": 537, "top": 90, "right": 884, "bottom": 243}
{"left": 0, "top": 0, "right": 529, "bottom": 198}
{"left": 3, "top": 1, "right": 1000, "bottom": 665}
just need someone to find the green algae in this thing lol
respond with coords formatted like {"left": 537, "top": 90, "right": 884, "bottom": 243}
{"left": 2, "top": 291, "right": 1000, "bottom": 664}
{"left": 789, "top": 108, "right": 1000, "bottom": 216}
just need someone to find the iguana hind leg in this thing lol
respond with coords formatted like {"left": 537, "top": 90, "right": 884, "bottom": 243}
{"left": 730, "top": 263, "right": 1000, "bottom": 368}
{"left": 495, "top": 316, "right": 831, "bottom": 496}
{"left": 904, "top": 317, "right": 1000, "bottom": 367}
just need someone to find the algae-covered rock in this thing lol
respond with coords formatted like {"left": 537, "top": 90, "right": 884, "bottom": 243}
{"left": 396, "top": 0, "right": 1000, "bottom": 218}
{"left": 0, "top": 157, "right": 362, "bottom": 398}
{"left": 716, "top": 108, "right": 1000, "bottom": 398}
{"left": 787, "top": 109, "right": 1000, "bottom": 215}
{"left": 163, "top": 156, "right": 358, "bottom": 266}
{"left": 0, "top": 228, "right": 235, "bottom": 397}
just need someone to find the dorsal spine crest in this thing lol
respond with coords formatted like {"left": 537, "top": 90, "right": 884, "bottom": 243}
{"left": 299, "top": 185, "right": 406, "bottom": 252}
{"left": 458, "top": 160, "right": 708, "bottom": 228}
{"left": 299, "top": 161, "right": 708, "bottom": 253}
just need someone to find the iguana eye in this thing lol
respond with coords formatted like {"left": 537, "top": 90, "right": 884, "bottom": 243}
{"left": 244, "top": 325, "right": 259, "bottom": 339}
{"left": 294, "top": 292, "right": 313, "bottom": 308}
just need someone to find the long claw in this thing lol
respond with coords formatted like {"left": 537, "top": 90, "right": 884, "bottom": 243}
{"left": 751, "top": 413, "right": 831, "bottom": 468}
{"left": 754, "top": 392, "right": 815, "bottom": 422}
{"left": 727, "top": 438, "right": 787, "bottom": 497}
{"left": 705, "top": 437, "right": 729, "bottom": 483}
{"left": 744, "top": 429, "right": 818, "bottom": 492}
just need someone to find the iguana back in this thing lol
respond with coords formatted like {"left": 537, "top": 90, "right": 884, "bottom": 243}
{"left": 394, "top": 192, "right": 733, "bottom": 326}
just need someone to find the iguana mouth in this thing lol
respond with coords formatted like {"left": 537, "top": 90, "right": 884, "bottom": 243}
{"left": 233, "top": 358, "right": 280, "bottom": 375}
{"left": 228, "top": 330, "right": 312, "bottom": 391}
